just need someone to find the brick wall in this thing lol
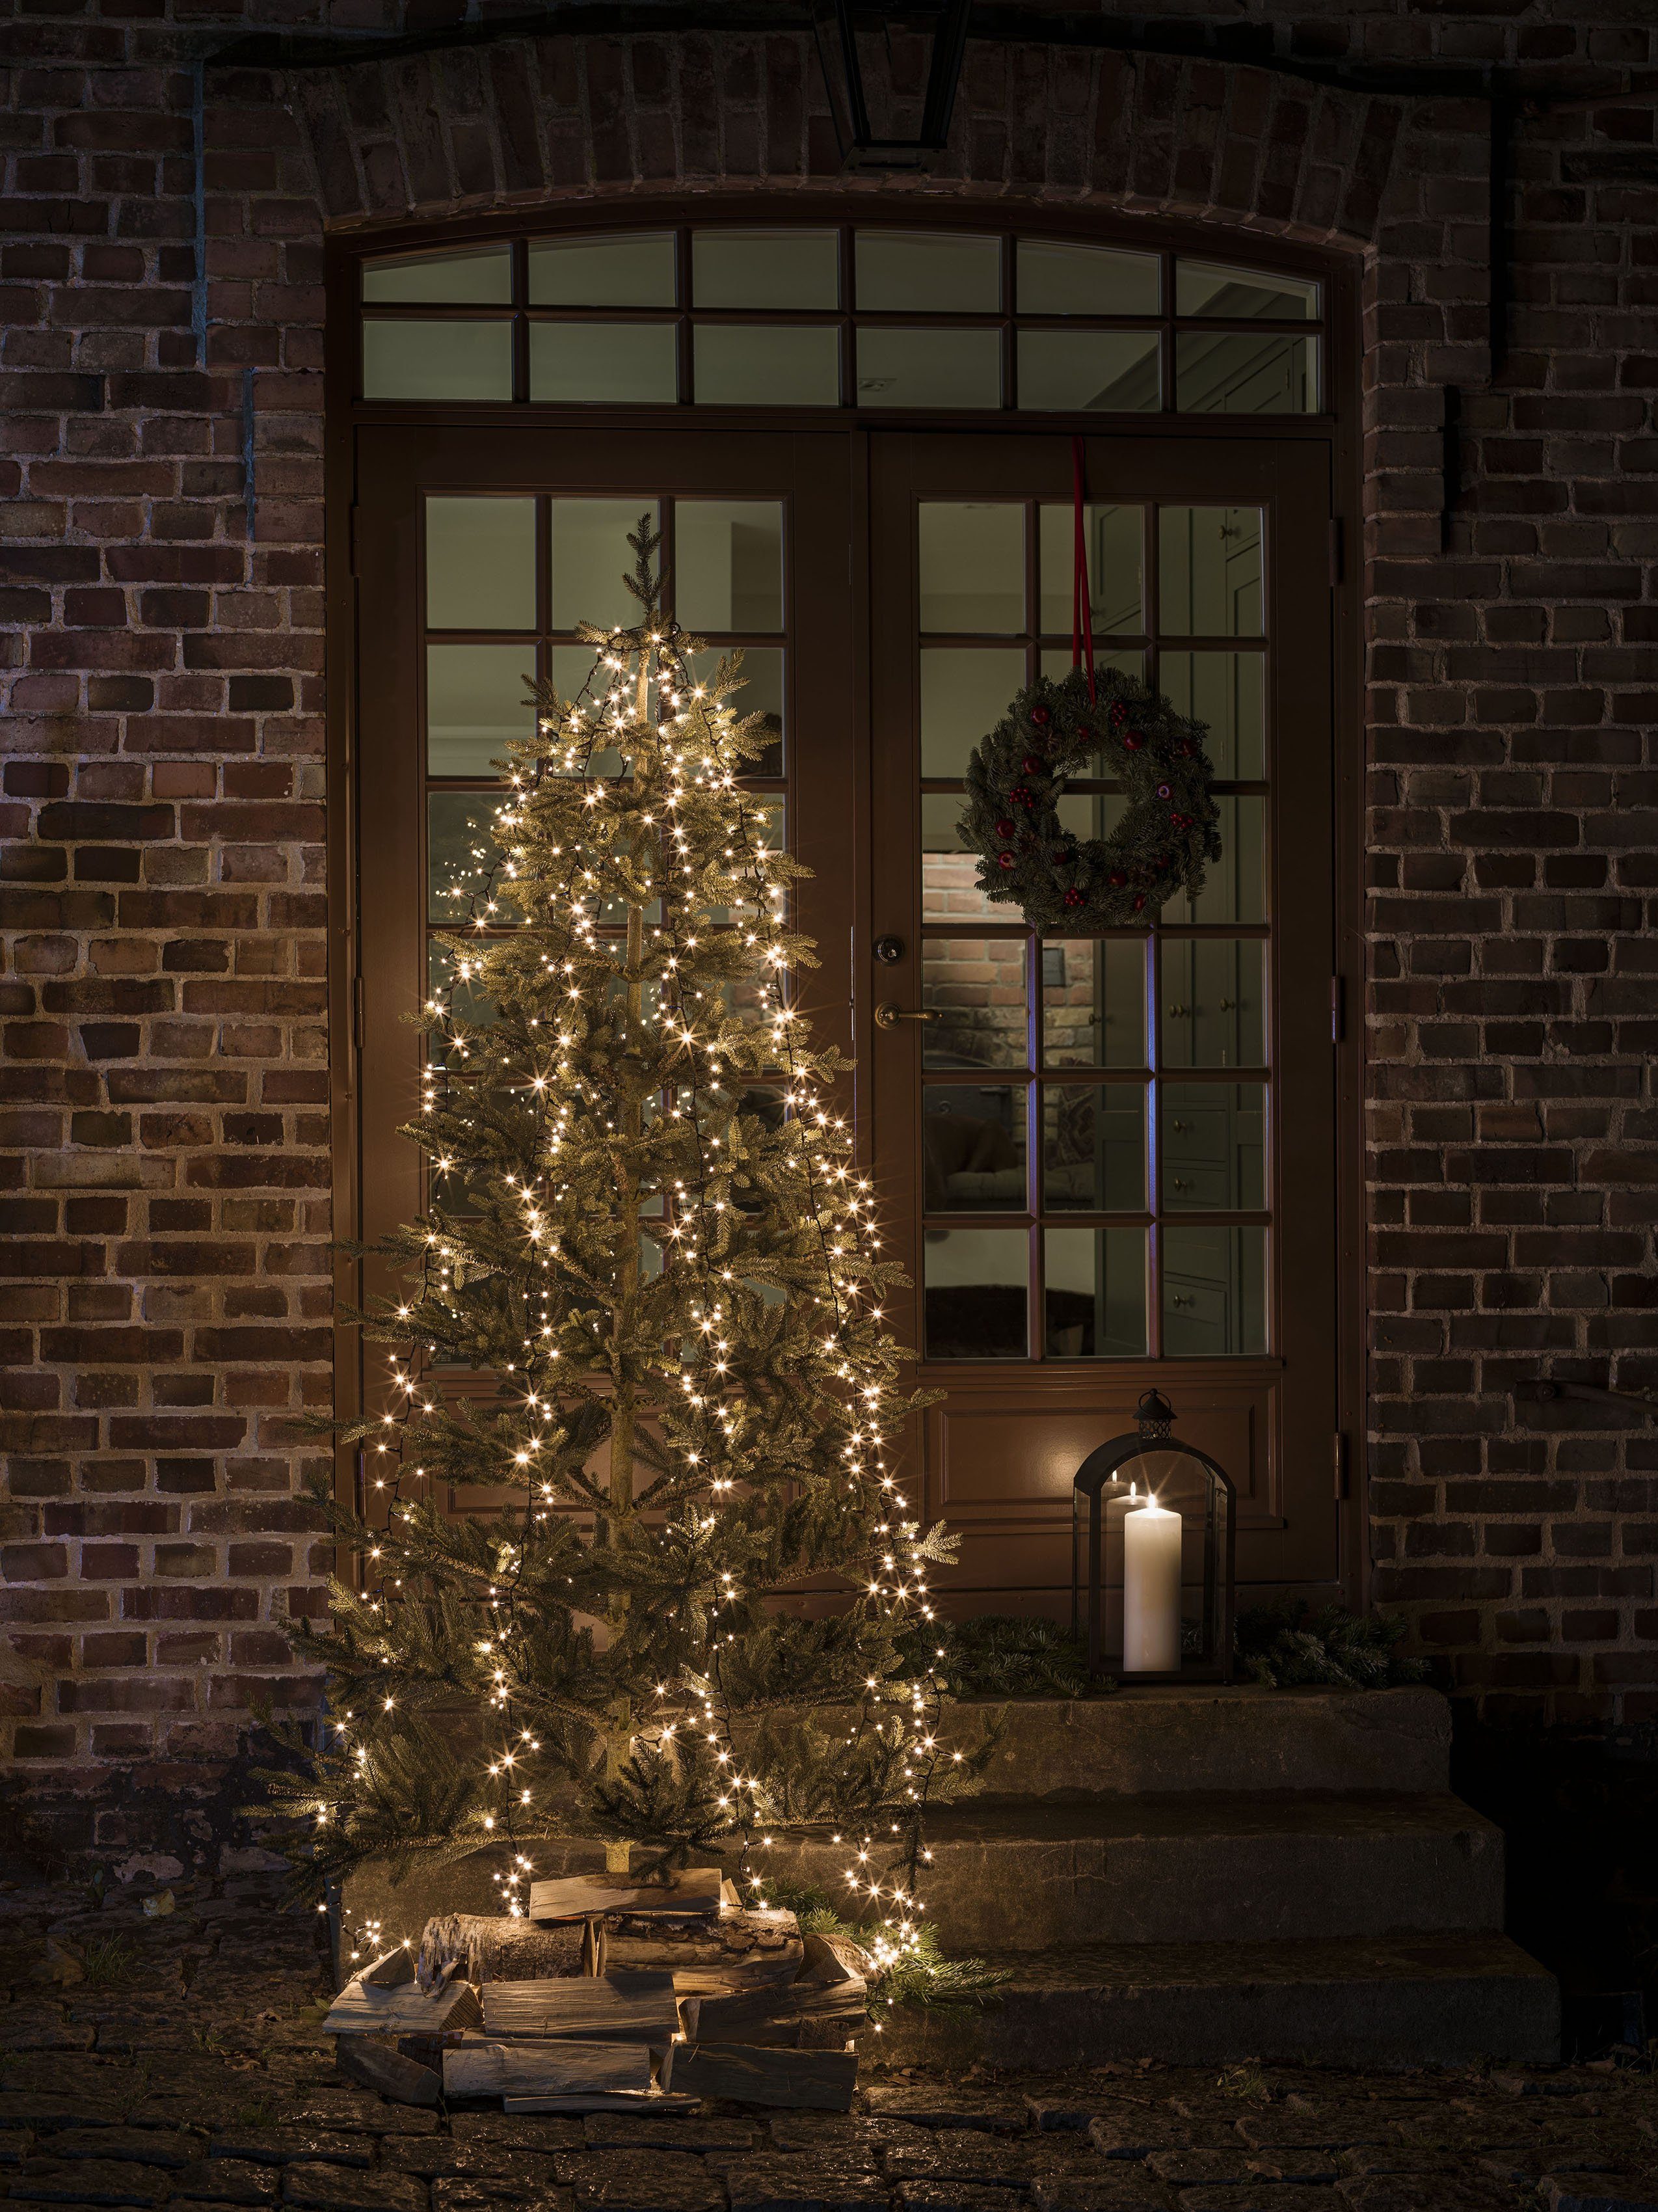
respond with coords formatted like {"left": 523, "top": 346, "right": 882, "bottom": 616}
{"left": 0, "top": 0, "right": 1655, "bottom": 1861}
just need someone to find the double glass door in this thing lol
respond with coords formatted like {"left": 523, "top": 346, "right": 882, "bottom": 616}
{"left": 350, "top": 421, "right": 1340, "bottom": 1604}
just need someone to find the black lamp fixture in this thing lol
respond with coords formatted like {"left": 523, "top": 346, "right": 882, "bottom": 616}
{"left": 810, "top": 0, "right": 972, "bottom": 172}
{"left": 1070, "top": 1390, "right": 1237, "bottom": 1686}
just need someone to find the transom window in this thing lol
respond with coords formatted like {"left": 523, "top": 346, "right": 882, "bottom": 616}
{"left": 358, "top": 224, "right": 1322, "bottom": 414}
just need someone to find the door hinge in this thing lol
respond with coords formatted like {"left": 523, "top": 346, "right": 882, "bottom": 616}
{"left": 1331, "top": 975, "right": 1345, "bottom": 1044}
{"left": 1333, "top": 1431, "right": 1350, "bottom": 1502}
{"left": 353, "top": 972, "right": 365, "bottom": 1054}
{"left": 1328, "top": 517, "right": 1344, "bottom": 586}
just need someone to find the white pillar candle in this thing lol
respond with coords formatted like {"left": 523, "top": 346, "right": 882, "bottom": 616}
{"left": 1123, "top": 1495, "right": 1183, "bottom": 1673}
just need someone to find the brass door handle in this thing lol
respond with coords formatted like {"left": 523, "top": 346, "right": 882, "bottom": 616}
{"left": 1171, "top": 1178, "right": 1191, "bottom": 1192}
{"left": 1168, "top": 1003, "right": 1190, "bottom": 1018}
{"left": 1171, "top": 1293, "right": 1194, "bottom": 1309}
{"left": 876, "top": 1004, "right": 939, "bottom": 1030}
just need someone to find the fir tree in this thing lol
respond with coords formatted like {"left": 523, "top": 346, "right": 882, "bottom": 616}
{"left": 269, "top": 518, "right": 980, "bottom": 1963}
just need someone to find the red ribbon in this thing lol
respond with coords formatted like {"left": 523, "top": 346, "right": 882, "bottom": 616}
{"left": 1071, "top": 434, "right": 1097, "bottom": 705}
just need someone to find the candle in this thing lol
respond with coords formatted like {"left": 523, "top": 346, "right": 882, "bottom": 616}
{"left": 1123, "top": 1493, "right": 1182, "bottom": 1673}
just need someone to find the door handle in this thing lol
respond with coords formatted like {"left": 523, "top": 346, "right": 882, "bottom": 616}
{"left": 875, "top": 1003, "right": 939, "bottom": 1030}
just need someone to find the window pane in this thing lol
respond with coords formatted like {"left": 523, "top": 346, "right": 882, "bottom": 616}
{"left": 1045, "top": 1228, "right": 1146, "bottom": 1356}
{"left": 529, "top": 321, "right": 677, "bottom": 403}
{"left": 362, "top": 319, "right": 512, "bottom": 401}
{"left": 920, "top": 648, "right": 1026, "bottom": 777}
{"left": 1177, "top": 332, "right": 1317, "bottom": 415}
{"left": 1160, "top": 939, "right": 1267, "bottom": 1068}
{"left": 921, "top": 937, "right": 1028, "bottom": 1070}
{"left": 552, "top": 500, "right": 662, "bottom": 633}
{"left": 1042, "top": 1084, "right": 1146, "bottom": 1211}
{"left": 425, "top": 497, "right": 536, "bottom": 633}
{"left": 924, "top": 1229, "right": 1028, "bottom": 1359}
{"left": 675, "top": 502, "right": 783, "bottom": 632}
{"left": 1158, "top": 652, "right": 1264, "bottom": 781}
{"left": 429, "top": 791, "right": 505, "bottom": 924}
{"left": 919, "top": 506, "right": 1024, "bottom": 634}
{"left": 427, "top": 644, "right": 535, "bottom": 777}
{"left": 1018, "top": 330, "right": 1160, "bottom": 412}
{"left": 363, "top": 246, "right": 512, "bottom": 304}
{"left": 1017, "top": 240, "right": 1160, "bottom": 317}
{"left": 693, "top": 322, "right": 839, "bottom": 406}
{"left": 1172, "top": 796, "right": 1265, "bottom": 928}
{"left": 529, "top": 233, "right": 676, "bottom": 307}
{"left": 922, "top": 794, "right": 996, "bottom": 922}
{"left": 1162, "top": 1083, "right": 1265, "bottom": 1213}
{"left": 1176, "top": 262, "right": 1319, "bottom": 321}
{"left": 693, "top": 229, "right": 838, "bottom": 309}
{"left": 1158, "top": 508, "right": 1263, "bottom": 637}
{"left": 427, "top": 939, "right": 498, "bottom": 1037}
{"left": 856, "top": 328, "right": 1000, "bottom": 409}
{"left": 923, "top": 1085, "right": 1027, "bottom": 1213}
{"left": 1163, "top": 1226, "right": 1266, "bottom": 1355}
{"left": 1038, "top": 645, "right": 1145, "bottom": 694}
{"left": 1041, "top": 938, "right": 1146, "bottom": 1068}
{"left": 688, "top": 645, "right": 783, "bottom": 777}
{"left": 857, "top": 232, "right": 1000, "bottom": 312}
{"left": 1038, "top": 504, "right": 1142, "bottom": 636}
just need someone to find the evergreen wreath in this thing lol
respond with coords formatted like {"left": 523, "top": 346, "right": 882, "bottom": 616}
{"left": 961, "top": 664, "right": 1223, "bottom": 932}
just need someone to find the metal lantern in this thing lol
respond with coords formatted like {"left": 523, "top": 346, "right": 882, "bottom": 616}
{"left": 1070, "top": 1390, "right": 1237, "bottom": 1684}
{"left": 809, "top": 0, "right": 971, "bottom": 171}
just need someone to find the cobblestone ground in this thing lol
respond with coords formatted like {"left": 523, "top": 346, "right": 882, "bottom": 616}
{"left": 1, "top": 1872, "right": 1653, "bottom": 2212}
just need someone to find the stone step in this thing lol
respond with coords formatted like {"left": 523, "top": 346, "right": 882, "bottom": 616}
{"left": 870, "top": 1932, "right": 1561, "bottom": 2069}
{"left": 768, "top": 1791, "right": 1503, "bottom": 1949}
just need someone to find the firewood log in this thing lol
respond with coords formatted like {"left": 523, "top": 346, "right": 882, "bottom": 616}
{"left": 443, "top": 2037, "right": 651, "bottom": 2099}
{"left": 323, "top": 1975, "right": 482, "bottom": 2037}
{"left": 480, "top": 1971, "right": 679, "bottom": 2044}
{"left": 418, "top": 1913, "right": 585, "bottom": 1987}
{"left": 528, "top": 1867, "right": 722, "bottom": 1921}
{"left": 661, "top": 2040, "right": 857, "bottom": 2111}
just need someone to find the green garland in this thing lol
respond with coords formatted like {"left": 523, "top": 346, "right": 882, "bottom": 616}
{"left": 961, "top": 664, "right": 1222, "bottom": 932}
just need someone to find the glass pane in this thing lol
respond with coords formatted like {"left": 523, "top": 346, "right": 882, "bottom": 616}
{"left": 363, "top": 246, "right": 512, "bottom": 305}
{"left": 1171, "top": 797, "right": 1265, "bottom": 927}
{"left": 1017, "top": 241, "right": 1160, "bottom": 317}
{"left": 920, "top": 649, "right": 1026, "bottom": 779}
{"left": 1042, "top": 1084, "right": 1145, "bottom": 1211}
{"left": 1176, "top": 262, "right": 1319, "bottom": 321}
{"left": 856, "top": 328, "right": 1000, "bottom": 409}
{"left": 918, "top": 506, "right": 1024, "bottom": 635}
{"left": 427, "top": 939, "right": 498, "bottom": 1038}
{"left": 529, "top": 321, "right": 677, "bottom": 403}
{"left": 426, "top": 497, "right": 536, "bottom": 634}
{"left": 1159, "top": 508, "right": 1263, "bottom": 637}
{"left": 1162, "top": 1083, "right": 1266, "bottom": 1213}
{"left": 924, "top": 1229, "right": 1028, "bottom": 1360}
{"left": 1056, "top": 789, "right": 1128, "bottom": 850}
{"left": 427, "top": 644, "right": 535, "bottom": 777}
{"left": 694, "top": 324, "right": 839, "bottom": 406}
{"left": 920, "top": 937, "right": 1028, "bottom": 1071}
{"left": 675, "top": 502, "right": 783, "bottom": 632}
{"left": 688, "top": 646, "right": 783, "bottom": 777}
{"left": 552, "top": 500, "right": 662, "bottom": 633}
{"left": 1018, "top": 330, "right": 1160, "bottom": 412}
{"left": 529, "top": 234, "right": 675, "bottom": 307}
{"left": 1041, "top": 939, "right": 1146, "bottom": 1068}
{"left": 1163, "top": 1226, "right": 1267, "bottom": 1356}
{"left": 1160, "top": 939, "right": 1268, "bottom": 1068}
{"left": 429, "top": 791, "right": 505, "bottom": 923}
{"left": 857, "top": 232, "right": 1000, "bottom": 313}
{"left": 922, "top": 1085, "right": 1027, "bottom": 1214}
{"left": 693, "top": 229, "right": 838, "bottom": 310}
{"left": 1158, "top": 652, "right": 1264, "bottom": 781}
{"left": 548, "top": 643, "right": 628, "bottom": 776}
{"left": 1177, "top": 332, "right": 1317, "bottom": 415}
{"left": 362, "top": 319, "right": 512, "bottom": 402}
{"left": 1038, "top": 505, "right": 1142, "bottom": 636}
{"left": 1038, "top": 645, "right": 1145, "bottom": 694}
{"left": 922, "top": 794, "right": 995, "bottom": 922}
{"left": 1045, "top": 1228, "right": 1146, "bottom": 1356}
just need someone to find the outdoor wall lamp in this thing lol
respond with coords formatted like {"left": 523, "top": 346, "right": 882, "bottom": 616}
{"left": 810, "top": 0, "right": 972, "bottom": 170}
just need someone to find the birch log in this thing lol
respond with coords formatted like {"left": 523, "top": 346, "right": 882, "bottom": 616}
{"left": 418, "top": 1913, "right": 585, "bottom": 1988}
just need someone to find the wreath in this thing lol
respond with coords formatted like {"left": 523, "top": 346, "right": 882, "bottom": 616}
{"left": 960, "top": 665, "right": 1222, "bottom": 933}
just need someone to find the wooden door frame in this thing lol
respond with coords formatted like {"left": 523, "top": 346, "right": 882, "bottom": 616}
{"left": 323, "top": 201, "right": 1367, "bottom": 1606}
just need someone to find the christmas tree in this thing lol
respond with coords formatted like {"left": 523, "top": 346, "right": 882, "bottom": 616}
{"left": 270, "top": 518, "right": 980, "bottom": 1965}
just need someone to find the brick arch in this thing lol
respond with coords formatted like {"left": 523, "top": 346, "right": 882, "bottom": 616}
{"left": 286, "top": 31, "right": 1407, "bottom": 256}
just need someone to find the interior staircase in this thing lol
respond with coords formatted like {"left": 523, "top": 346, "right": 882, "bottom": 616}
{"left": 340, "top": 1684, "right": 1559, "bottom": 2070}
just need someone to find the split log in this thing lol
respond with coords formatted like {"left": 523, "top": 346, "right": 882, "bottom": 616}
{"left": 418, "top": 1913, "right": 585, "bottom": 1987}
{"left": 323, "top": 1975, "right": 482, "bottom": 2038}
{"left": 606, "top": 1907, "right": 802, "bottom": 1993}
{"left": 661, "top": 2041, "right": 857, "bottom": 2112}
{"left": 681, "top": 1979, "right": 866, "bottom": 2049}
{"left": 799, "top": 1932, "right": 876, "bottom": 1986}
{"left": 335, "top": 2035, "right": 440, "bottom": 2106}
{"left": 529, "top": 1867, "right": 722, "bottom": 1921}
{"left": 360, "top": 1947, "right": 416, "bottom": 1989}
{"left": 444, "top": 2037, "right": 651, "bottom": 2100}
{"left": 481, "top": 1971, "right": 679, "bottom": 2045}
{"left": 503, "top": 2092, "right": 703, "bottom": 2114}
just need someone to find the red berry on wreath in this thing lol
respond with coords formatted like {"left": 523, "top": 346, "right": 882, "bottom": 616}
{"left": 1079, "top": 726, "right": 1095, "bottom": 744}
{"left": 1179, "top": 739, "right": 1197, "bottom": 757}
{"left": 997, "top": 851, "right": 1015, "bottom": 870}
{"left": 1030, "top": 706, "right": 1050, "bottom": 726}
{"left": 1108, "top": 701, "right": 1128, "bottom": 728}
{"left": 1121, "top": 731, "right": 1145, "bottom": 752}
{"left": 995, "top": 818, "right": 1015, "bottom": 839}
{"left": 1132, "top": 894, "right": 1147, "bottom": 912}
{"left": 1063, "top": 887, "right": 1084, "bottom": 908}
{"left": 1022, "top": 753, "right": 1043, "bottom": 774}
{"left": 1108, "top": 869, "right": 1128, "bottom": 889}
{"left": 1010, "top": 784, "right": 1035, "bottom": 808}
